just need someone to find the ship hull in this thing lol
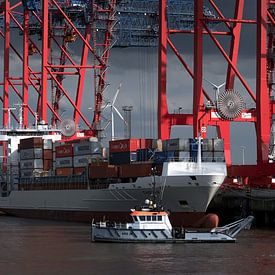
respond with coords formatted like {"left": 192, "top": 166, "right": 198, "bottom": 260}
{"left": 0, "top": 166, "right": 226, "bottom": 227}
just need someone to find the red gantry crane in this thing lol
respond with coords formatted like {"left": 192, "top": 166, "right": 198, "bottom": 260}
{"left": 1, "top": 0, "right": 275, "bottom": 190}
{"left": 157, "top": 0, "right": 275, "bottom": 189}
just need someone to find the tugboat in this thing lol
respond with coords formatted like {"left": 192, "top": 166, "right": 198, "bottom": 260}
{"left": 91, "top": 170, "right": 254, "bottom": 243}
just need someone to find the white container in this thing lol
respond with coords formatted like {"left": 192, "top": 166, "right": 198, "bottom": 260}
{"left": 164, "top": 139, "right": 190, "bottom": 151}
{"left": 55, "top": 157, "right": 73, "bottom": 168}
{"left": 73, "top": 155, "right": 91, "bottom": 167}
{"left": 213, "top": 139, "right": 224, "bottom": 152}
{"left": 214, "top": 151, "right": 225, "bottom": 162}
{"left": 43, "top": 139, "right": 53, "bottom": 150}
{"left": 202, "top": 151, "right": 214, "bottom": 162}
{"left": 73, "top": 141, "right": 102, "bottom": 156}
{"left": 20, "top": 148, "right": 43, "bottom": 160}
{"left": 179, "top": 151, "right": 190, "bottom": 161}
{"left": 20, "top": 159, "right": 43, "bottom": 169}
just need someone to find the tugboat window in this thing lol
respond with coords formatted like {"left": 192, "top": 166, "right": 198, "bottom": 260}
{"left": 157, "top": 216, "right": 162, "bottom": 221}
{"left": 147, "top": 216, "right": 152, "bottom": 221}
{"left": 140, "top": 216, "right": 145, "bottom": 221}
{"left": 152, "top": 216, "right": 157, "bottom": 221}
{"left": 133, "top": 216, "right": 138, "bottom": 221}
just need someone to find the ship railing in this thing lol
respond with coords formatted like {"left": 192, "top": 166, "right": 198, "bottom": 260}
{"left": 95, "top": 221, "right": 128, "bottom": 229}
{"left": 19, "top": 173, "right": 87, "bottom": 185}
{"left": 166, "top": 156, "right": 225, "bottom": 163}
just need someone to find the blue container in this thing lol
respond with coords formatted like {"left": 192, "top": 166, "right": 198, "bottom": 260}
{"left": 137, "top": 148, "right": 154, "bottom": 162}
{"left": 153, "top": 151, "right": 167, "bottom": 164}
{"left": 109, "top": 152, "right": 137, "bottom": 165}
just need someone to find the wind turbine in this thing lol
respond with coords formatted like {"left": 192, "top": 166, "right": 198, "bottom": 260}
{"left": 204, "top": 78, "right": 226, "bottom": 103}
{"left": 102, "top": 83, "right": 126, "bottom": 140}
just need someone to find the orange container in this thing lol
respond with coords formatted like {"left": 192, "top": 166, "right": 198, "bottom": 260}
{"left": 73, "top": 167, "right": 86, "bottom": 175}
{"left": 119, "top": 163, "right": 153, "bottom": 178}
{"left": 55, "top": 167, "right": 73, "bottom": 176}
{"left": 89, "top": 164, "right": 118, "bottom": 179}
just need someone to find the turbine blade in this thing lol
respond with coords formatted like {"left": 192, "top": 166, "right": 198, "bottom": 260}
{"left": 218, "top": 82, "right": 226, "bottom": 89}
{"left": 113, "top": 106, "right": 126, "bottom": 124}
{"left": 203, "top": 78, "right": 218, "bottom": 88}
{"left": 112, "top": 83, "right": 122, "bottom": 105}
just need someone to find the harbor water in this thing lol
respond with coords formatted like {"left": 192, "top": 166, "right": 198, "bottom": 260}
{"left": 0, "top": 216, "right": 275, "bottom": 274}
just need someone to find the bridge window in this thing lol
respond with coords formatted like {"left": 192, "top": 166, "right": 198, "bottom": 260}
{"left": 157, "top": 216, "right": 162, "bottom": 221}
{"left": 152, "top": 216, "right": 157, "bottom": 221}
{"left": 140, "top": 216, "right": 145, "bottom": 221}
{"left": 133, "top": 216, "right": 138, "bottom": 222}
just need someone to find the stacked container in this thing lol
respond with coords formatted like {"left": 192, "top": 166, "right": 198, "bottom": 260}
{"left": 109, "top": 139, "right": 140, "bottom": 165}
{"left": 54, "top": 142, "right": 74, "bottom": 176}
{"left": 213, "top": 139, "right": 225, "bottom": 162}
{"left": 163, "top": 138, "right": 192, "bottom": 161}
{"left": 73, "top": 140, "right": 102, "bottom": 175}
{"left": 19, "top": 137, "right": 53, "bottom": 177}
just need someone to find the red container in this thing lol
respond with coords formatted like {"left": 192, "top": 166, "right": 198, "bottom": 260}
{"left": 55, "top": 144, "right": 73, "bottom": 158}
{"left": 43, "top": 149, "right": 53, "bottom": 160}
{"left": 55, "top": 167, "right": 73, "bottom": 176}
{"left": 140, "top": 139, "right": 153, "bottom": 149}
{"left": 109, "top": 139, "right": 141, "bottom": 153}
{"left": 20, "top": 137, "right": 43, "bottom": 150}
{"left": 43, "top": 159, "right": 53, "bottom": 171}
{"left": 74, "top": 167, "right": 86, "bottom": 175}
{"left": 119, "top": 163, "right": 153, "bottom": 178}
{"left": 89, "top": 164, "right": 118, "bottom": 179}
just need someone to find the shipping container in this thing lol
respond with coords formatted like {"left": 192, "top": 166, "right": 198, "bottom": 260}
{"left": 137, "top": 148, "right": 154, "bottom": 162}
{"left": 214, "top": 151, "right": 225, "bottom": 162}
{"left": 163, "top": 138, "right": 191, "bottom": 151}
{"left": 109, "top": 139, "right": 141, "bottom": 153}
{"left": 73, "top": 167, "right": 87, "bottom": 175}
{"left": 201, "top": 139, "right": 214, "bottom": 152}
{"left": 55, "top": 157, "right": 73, "bottom": 168}
{"left": 153, "top": 151, "right": 167, "bottom": 164}
{"left": 55, "top": 167, "right": 74, "bottom": 176}
{"left": 213, "top": 139, "right": 224, "bottom": 152}
{"left": 73, "top": 141, "right": 102, "bottom": 156}
{"left": 202, "top": 151, "right": 214, "bottom": 162}
{"left": 89, "top": 164, "right": 118, "bottom": 179}
{"left": 190, "top": 139, "right": 198, "bottom": 152}
{"left": 43, "top": 159, "right": 53, "bottom": 171}
{"left": 20, "top": 159, "right": 43, "bottom": 169}
{"left": 109, "top": 152, "right": 137, "bottom": 165}
{"left": 20, "top": 169, "right": 44, "bottom": 177}
{"left": 43, "top": 139, "right": 53, "bottom": 150}
{"left": 55, "top": 144, "right": 74, "bottom": 158}
{"left": 19, "top": 148, "right": 43, "bottom": 160}
{"left": 43, "top": 149, "right": 53, "bottom": 160}
{"left": 119, "top": 163, "right": 153, "bottom": 178}
{"left": 73, "top": 155, "right": 91, "bottom": 167}
{"left": 19, "top": 137, "right": 43, "bottom": 150}
{"left": 178, "top": 151, "right": 190, "bottom": 161}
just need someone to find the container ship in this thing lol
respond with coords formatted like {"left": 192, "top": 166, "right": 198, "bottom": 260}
{"left": 0, "top": 126, "right": 226, "bottom": 228}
